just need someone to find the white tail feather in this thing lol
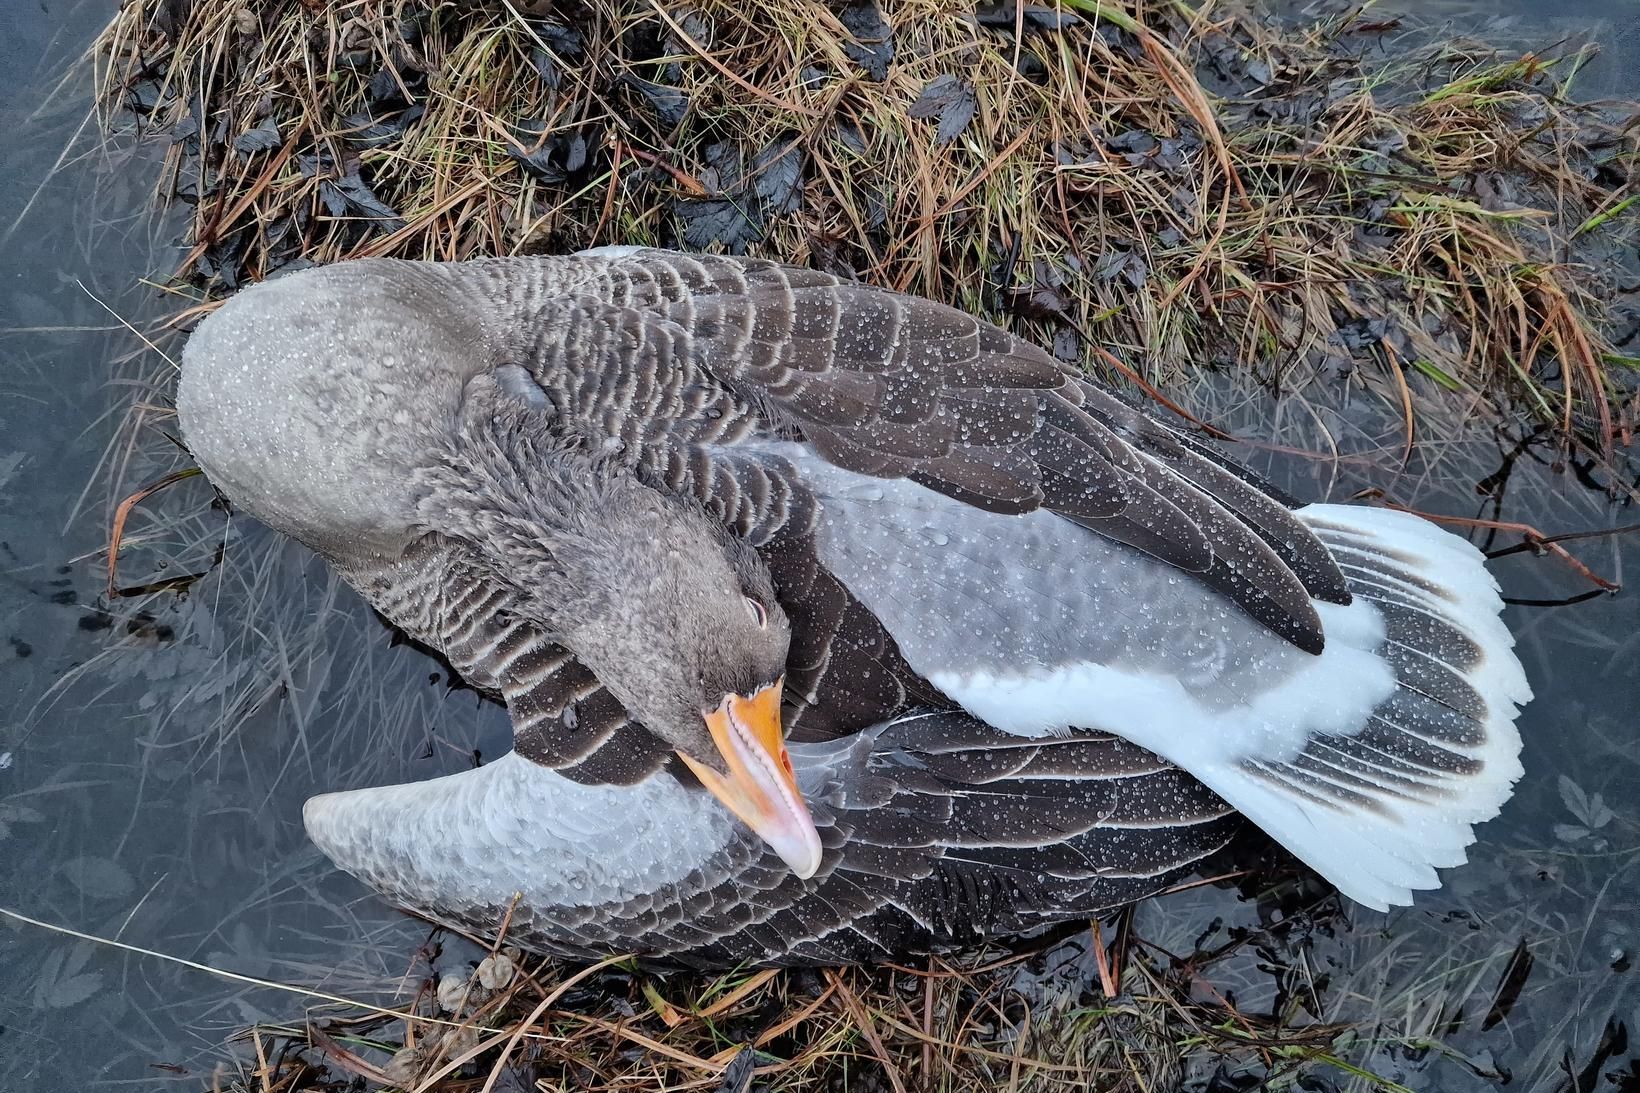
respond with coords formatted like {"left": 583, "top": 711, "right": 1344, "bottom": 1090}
{"left": 1188, "top": 504, "right": 1531, "bottom": 908}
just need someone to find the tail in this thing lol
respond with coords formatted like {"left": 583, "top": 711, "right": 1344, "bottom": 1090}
{"left": 1196, "top": 503, "right": 1531, "bottom": 909}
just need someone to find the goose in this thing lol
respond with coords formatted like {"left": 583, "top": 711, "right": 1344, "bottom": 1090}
{"left": 176, "top": 248, "right": 1530, "bottom": 965}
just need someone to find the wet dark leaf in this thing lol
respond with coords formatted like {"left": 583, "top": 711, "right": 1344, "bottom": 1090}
{"left": 699, "top": 141, "right": 746, "bottom": 192}
{"left": 1012, "top": 49, "right": 1049, "bottom": 83}
{"left": 974, "top": 4, "right": 1080, "bottom": 30}
{"left": 910, "top": 74, "right": 976, "bottom": 145}
{"left": 676, "top": 197, "right": 761, "bottom": 253}
{"left": 60, "top": 855, "right": 135, "bottom": 900}
{"left": 753, "top": 140, "right": 802, "bottom": 216}
{"left": 835, "top": 121, "right": 868, "bottom": 156}
{"left": 1052, "top": 326, "right": 1081, "bottom": 363}
{"left": 532, "top": 46, "right": 561, "bottom": 89}
{"left": 564, "top": 134, "right": 588, "bottom": 173}
{"left": 505, "top": 120, "right": 589, "bottom": 183}
{"left": 509, "top": 148, "right": 563, "bottom": 184}
{"left": 319, "top": 171, "right": 406, "bottom": 232}
{"left": 1121, "top": 252, "right": 1148, "bottom": 289}
{"left": 839, "top": 0, "right": 894, "bottom": 81}
{"left": 538, "top": 20, "right": 583, "bottom": 56}
{"left": 232, "top": 117, "right": 281, "bottom": 156}
{"left": 862, "top": 184, "right": 888, "bottom": 229}
{"left": 528, "top": 31, "right": 574, "bottom": 85}
{"left": 715, "top": 1048, "right": 758, "bottom": 1093}
{"left": 369, "top": 65, "right": 400, "bottom": 104}
{"left": 1481, "top": 936, "right": 1533, "bottom": 1030}
{"left": 1106, "top": 129, "right": 1158, "bottom": 155}
{"left": 671, "top": 9, "right": 712, "bottom": 48}
{"left": 623, "top": 75, "right": 689, "bottom": 130}
{"left": 1093, "top": 249, "right": 1131, "bottom": 281}
{"left": 1334, "top": 316, "right": 1388, "bottom": 351}
{"left": 126, "top": 78, "right": 163, "bottom": 112}
{"left": 296, "top": 151, "right": 334, "bottom": 178}
{"left": 200, "top": 229, "right": 247, "bottom": 290}
{"left": 153, "top": 0, "right": 191, "bottom": 42}
{"left": 1154, "top": 139, "right": 1193, "bottom": 175}
{"left": 528, "top": 21, "right": 582, "bottom": 88}
{"left": 340, "top": 108, "right": 419, "bottom": 149}
{"left": 171, "top": 114, "right": 199, "bottom": 148}
{"left": 1007, "top": 282, "right": 1068, "bottom": 322}
{"left": 318, "top": 181, "right": 348, "bottom": 218}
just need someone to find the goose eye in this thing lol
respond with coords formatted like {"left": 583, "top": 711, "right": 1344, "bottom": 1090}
{"left": 743, "top": 596, "right": 768, "bottom": 629}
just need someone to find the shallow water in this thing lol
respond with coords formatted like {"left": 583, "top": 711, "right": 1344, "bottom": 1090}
{"left": 0, "top": 2, "right": 1636, "bottom": 1091}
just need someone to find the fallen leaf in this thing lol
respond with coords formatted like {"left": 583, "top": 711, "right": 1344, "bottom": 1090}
{"left": 623, "top": 75, "right": 689, "bottom": 130}
{"left": 974, "top": 4, "right": 1080, "bottom": 30}
{"left": 839, "top": 1, "right": 894, "bottom": 81}
{"left": 231, "top": 118, "right": 280, "bottom": 156}
{"left": 506, "top": 121, "right": 589, "bottom": 183}
{"left": 59, "top": 855, "right": 135, "bottom": 900}
{"left": 318, "top": 171, "right": 406, "bottom": 232}
{"left": 529, "top": 21, "right": 583, "bottom": 88}
{"left": 675, "top": 197, "right": 761, "bottom": 252}
{"left": 752, "top": 140, "right": 802, "bottom": 216}
{"left": 910, "top": 74, "right": 976, "bottom": 145}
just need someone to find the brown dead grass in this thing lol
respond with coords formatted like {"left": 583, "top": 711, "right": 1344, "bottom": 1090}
{"left": 197, "top": 899, "right": 1379, "bottom": 1093}
{"left": 94, "top": 0, "right": 1638, "bottom": 463}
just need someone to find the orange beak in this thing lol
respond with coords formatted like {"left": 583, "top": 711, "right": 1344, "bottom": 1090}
{"left": 678, "top": 678, "right": 823, "bottom": 879}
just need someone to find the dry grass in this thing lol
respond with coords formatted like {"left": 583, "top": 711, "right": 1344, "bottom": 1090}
{"left": 194, "top": 891, "right": 1418, "bottom": 1093}
{"left": 94, "top": 0, "right": 1637, "bottom": 462}
{"left": 79, "top": 1, "right": 1640, "bottom": 1091}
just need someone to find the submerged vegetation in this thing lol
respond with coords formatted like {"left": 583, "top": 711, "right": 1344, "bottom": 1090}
{"left": 70, "top": 0, "right": 1640, "bottom": 1091}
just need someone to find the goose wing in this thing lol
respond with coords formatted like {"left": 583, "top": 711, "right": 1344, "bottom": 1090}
{"left": 304, "top": 710, "right": 1238, "bottom": 965}
{"left": 357, "top": 533, "right": 675, "bottom": 785}
{"left": 532, "top": 249, "right": 1351, "bottom": 657}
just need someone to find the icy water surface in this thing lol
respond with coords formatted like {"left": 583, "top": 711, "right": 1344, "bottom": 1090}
{"left": 0, "top": 2, "right": 1636, "bottom": 1091}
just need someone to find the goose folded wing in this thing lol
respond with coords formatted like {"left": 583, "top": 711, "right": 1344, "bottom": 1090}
{"left": 557, "top": 250, "right": 1348, "bottom": 654}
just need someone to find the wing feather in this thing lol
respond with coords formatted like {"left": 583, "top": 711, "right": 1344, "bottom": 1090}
{"left": 537, "top": 250, "right": 1345, "bottom": 658}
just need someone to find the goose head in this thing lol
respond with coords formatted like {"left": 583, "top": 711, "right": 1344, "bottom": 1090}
{"left": 427, "top": 420, "right": 824, "bottom": 878}
{"left": 564, "top": 536, "right": 824, "bottom": 878}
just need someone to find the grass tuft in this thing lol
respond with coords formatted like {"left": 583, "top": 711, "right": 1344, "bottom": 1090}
{"left": 92, "top": 0, "right": 1637, "bottom": 461}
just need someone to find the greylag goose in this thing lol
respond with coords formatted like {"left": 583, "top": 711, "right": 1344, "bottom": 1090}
{"left": 177, "top": 248, "right": 1530, "bottom": 965}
